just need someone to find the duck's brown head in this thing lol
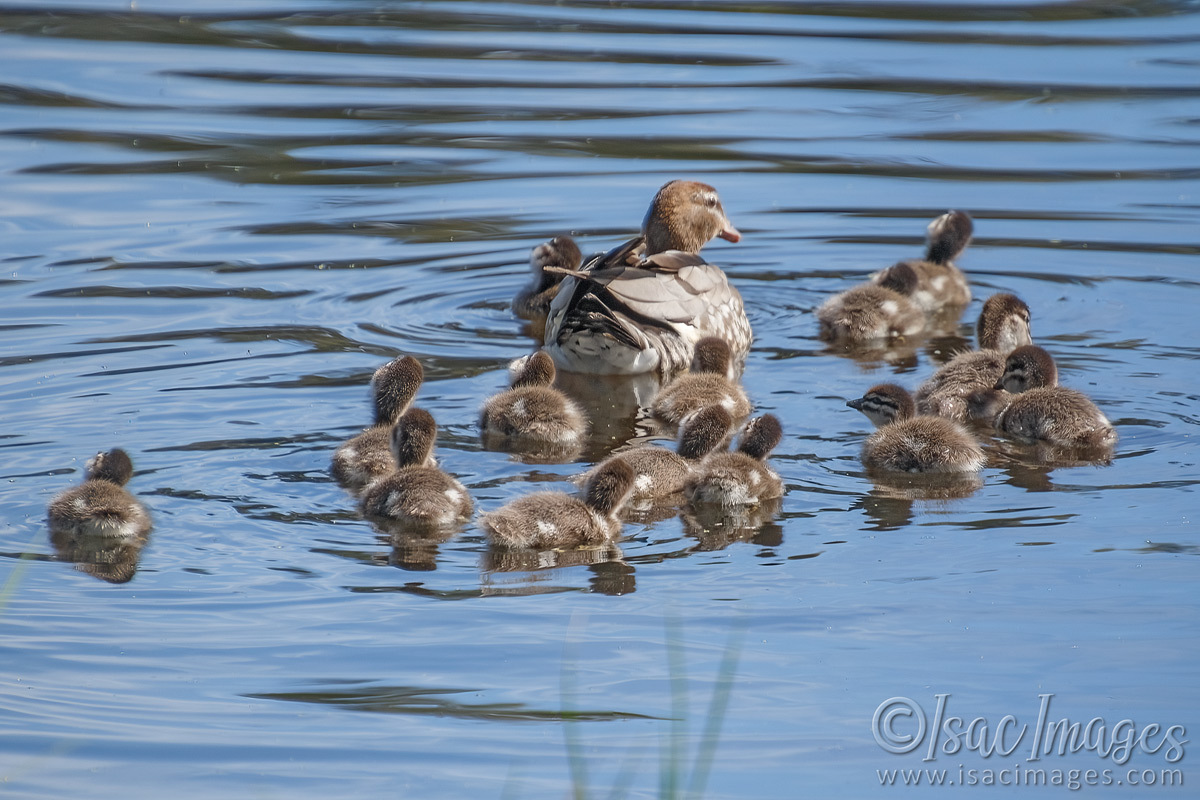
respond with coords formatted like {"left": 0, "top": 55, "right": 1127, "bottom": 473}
{"left": 86, "top": 448, "right": 134, "bottom": 486}
{"left": 677, "top": 404, "right": 734, "bottom": 460}
{"left": 737, "top": 414, "right": 783, "bottom": 461}
{"left": 977, "top": 293, "right": 1032, "bottom": 353}
{"left": 584, "top": 458, "right": 637, "bottom": 517}
{"left": 996, "top": 345, "right": 1058, "bottom": 393}
{"left": 642, "top": 180, "right": 741, "bottom": 255}
{"left": 372, "top": 355, "right": 424, "bottom": 426}
{"left": 848, "top": 384, "right": 916, "bottom": 427}
{"left": 509, "top": 350, "right": 557, "bottom": 388}
{"left": 925, "top": 210, "right": 974, "bottom": 264}
{"left": 690, "top": 336, "right": 734, "bottom": 377}
{"left": 391, "top": 407, "right": 438, "bottom": 468}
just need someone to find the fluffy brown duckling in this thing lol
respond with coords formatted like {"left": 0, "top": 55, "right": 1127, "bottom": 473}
{"left": 331, "top": 355, "right": 425, "bottom": 493}
{"left": 481, "top": 459, "right": 637, "bottom": 550}
{"left": 848, "top": 384, "right": 985, "bottom": 473}
{"left": 649, "top": 336, "right": 751, "bottom": 425}
{"left": 512, "top": 235, "right": 583, "bottom": 321}
{"left": 686, "top": 414, "right": 785, "bottom": 506}
{"left": 983, "top": 345, "right": 1117, "bottom": 449}
{"left": 817, "top": 261, "right": 926, "bottom": 343}
{"left": 579, "top": 404, "right": 732, "bottom": 501}
{"left": 359, "top": 408, "right": 473, "bottom": 529}
{"left": 480, "top": 350, "right": 587, "bottom": 447}
{"left": 874, "top": 211, "right": 974, "bottom": 312}
{"left": 47, "top": 448, "right": 151, "bottom": 539}
{"left": 544, "top": 180, "right": 751, "bottom": 376}
{"left": 916, "top": 293, "right": 1033, "bottom": 421}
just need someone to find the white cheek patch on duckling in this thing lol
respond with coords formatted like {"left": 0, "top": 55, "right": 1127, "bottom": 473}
{"left": 443, "top": 488, "right": 463, "bottom": 506}
{"left": 536, "top": 520, "right": 558, "bottom": 540}
{"left": 635, "top": 474, "right": 654, "bottom": 494}
{"left": 880, "top": 300, "right": 899, "bottom": 316}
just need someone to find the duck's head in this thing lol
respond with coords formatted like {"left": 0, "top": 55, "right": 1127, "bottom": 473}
{"left": 390, "top": 407, "right": 438, "bottom": 468}
{"left": 977, "top": 293, "right": 1032, "bottom": 353}
{"left": 529, "top": 235, "right": 582, "bottom": 291}
{"left": 925, "top": 210, "right": 974, "bottom": 264}
{"left": 876, "top": 261, "right": 920, "bottom": 296}
{"left": 690, "top": 336, "right": 734, "bottom": 377}
{"left": 85, "top": 448, "right": 134, "bottom": 486}
{"left": 642, "top": 180, "right": 741, "bottom": 256}
{"left": 584, "top": 458, "right": 637, "bottom": 517}
{"left": 848, "top": 384, "right": 915, "bottom": 427}
{"left": 996, "top": 345, "right": 1058, "bottom": 393}
{"left": 372, "top": 355, "right": 424, "bottom": 426}
{"left": 677, "top": 404, "right": 734, "bottom": 460}
{"left": 508, "top": 350, "right": 557, "bottom": 388}
{"left": 737, "top": 414, "right": 783, "bottom": 461}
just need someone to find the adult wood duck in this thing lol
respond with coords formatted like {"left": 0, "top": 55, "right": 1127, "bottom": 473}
{"left": 543, "top": 180, "right": 751, "bottom": 376}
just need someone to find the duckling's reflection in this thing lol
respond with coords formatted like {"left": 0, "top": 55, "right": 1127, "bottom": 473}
{"left": 370, "top": 520, "right": 461, "bottom": 571}
{"left": 855, "top": 471, "right": 985, "bottom": 530}
{"left": 822, "top": 338, "right": 922, "bottom": 373}
{"left": 681, "top": 496, "right": 783, "bottom": 551}
{"left": 481, "top": 543, "right": 633, "bottom": 595}
{"left": 988, "top": 439, "right": 1114, "bottom": 493}
{"left": 50, "top": 527, "right": 150, "bottom": 584}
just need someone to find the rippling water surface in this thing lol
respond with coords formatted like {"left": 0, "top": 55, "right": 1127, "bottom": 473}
{"left": 2, "top": 1, "right": 1198, "bottom": 797}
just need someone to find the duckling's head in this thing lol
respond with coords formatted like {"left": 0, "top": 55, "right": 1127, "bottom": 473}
{"left": 847, "top": 384, "right": 916, "bottom": 427}
{"left": 677, "top": 404, "right": 734, "bottom": 460}
{"left": 977, "top": 293, "right": 1032, "bottom": 353}
{"left": 690, "top": 336, "right": 734, "bottom": 377}
{"left": 996, "top": 345, "right": 1058, "bottom": 393}
{"left": 529, "top": 235, "right": 583, "bottom": 291}
{"left": 508, "top": 350, "right": 557, "bottom": 388}
{"left": 876, "top": 261, "right": 920, "bottom": 296}
{"left": 737, "top": 414, "right": 783, "bottom": 461}
{"left": 372, "top": 355, "right": 424, "bottom": 426}
{"left": 85, "top": 448, "right": 134, "bottom": 486}
{"left": 583, "top": 458, "right": 637, "bottom": 517}
{"left": 642, "top": 180, "right": 740, "bottom": 255}
{"left": 390, "top": 407, "right": 438, "bottom": 468}
{"left": 925, "top": 210, "right": 974, "bottom": 264}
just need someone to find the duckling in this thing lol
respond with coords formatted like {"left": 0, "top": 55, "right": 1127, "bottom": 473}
{"left": 47, "top": 448, "right": 151, "bottom": 539}
{"left": 359, "top": 408, "right": 473, "bottom": 529}
{"left": 649, "top": 336, "right": 750, "bottom": 425}
{"left": 873, "top": 211, "right": 974, "bottom": 312}
{"left": 544, "top": 180, "right": 751, "bottom": 376}
{"left": 579, "top": 404, "right": 732, "bottom": 501}
{"left": 686, "top": 414, "right": 785, "bottom": 506}
{"left": 817, "top": 261, "right": 926, "bottom": 343}
{"left": 848, "top": 384, "right": 985, "bottom": 473}
{"left": 481, "top": 459, "right": 637, "bottom": 549}
{"left": 480, "top": 350, "right": 587, "bottom": 447}
{"left": 915, "top": 293, "right": 1033, "bottom": 421}
{"left": 512, "top": 235, "right": 583, "bottom": 321}
{"left": 331, "top": 355, "right": 425, "bottom": 493}
{"left": 988, "top": 345, "right": 1117, "bottom": 449}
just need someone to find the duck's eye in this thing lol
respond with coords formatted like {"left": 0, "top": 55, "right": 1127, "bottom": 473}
{"left": 704, "top": 195, "right": 718, "bottom": 208}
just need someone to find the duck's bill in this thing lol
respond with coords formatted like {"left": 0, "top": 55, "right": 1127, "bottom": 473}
{"left": 718, "top": 224, "right": 742, "bottom": 243}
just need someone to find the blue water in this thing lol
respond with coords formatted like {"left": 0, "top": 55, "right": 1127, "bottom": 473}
{"left": 1, "top": 1, "right": 1197, "bottom": 797}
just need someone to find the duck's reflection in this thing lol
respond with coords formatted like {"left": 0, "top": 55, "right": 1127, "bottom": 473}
{"left": 681, "top": 496, "right": 783, "bottom": 551}
{"left": 368, "top": 518, "right": 463, "bottom": 572}
{"left": 50, "top": 527, "right": 150, "bottom": 584}
{"left": 481, "top": 543, "right": 633, "bottom": 596}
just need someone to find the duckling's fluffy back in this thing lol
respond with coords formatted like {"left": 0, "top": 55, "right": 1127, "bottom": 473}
{"left": 651, "top": 372, "right": 749, "bottom": 426}
{"left": 360, "top": 466, "right": 472, "bottom": 529}
{"left": 481, "top": 492, "right": 618, "bottom": 550}
{"left": 685, "top": 452, "right": 783, "bottom": 506}
{"left": 994, "top": 387, "right": 1117, "bottom": 449}
{"left": 817, "top": 284, "right": 925, "bottom": 343}
{"left": 915, "top": 349, "right": 1008, "bottom": 422}
{"left": 481, "top": 385, "right": 586, "bottom": 445}
{"left": 862, "top": 416, "right": 986, "bottom": 474}
{"left": 48, "top": 479, "right": 151, "bottom": 539}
